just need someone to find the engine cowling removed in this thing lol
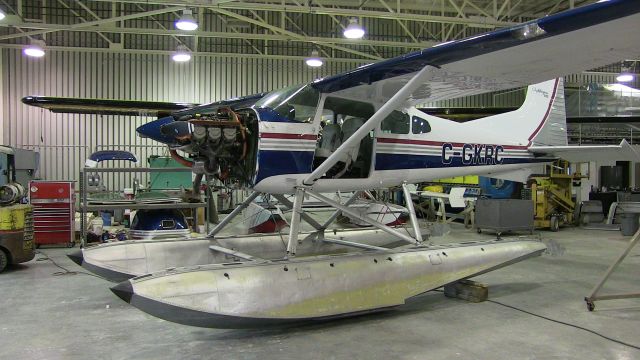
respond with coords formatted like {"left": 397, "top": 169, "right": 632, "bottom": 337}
{"left": 169, "top": 107, "right": 258, "bottom": 186}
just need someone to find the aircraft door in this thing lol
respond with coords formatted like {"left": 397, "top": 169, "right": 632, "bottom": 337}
{"left": 311, "top": 96, "right": 375, "bottom": 179}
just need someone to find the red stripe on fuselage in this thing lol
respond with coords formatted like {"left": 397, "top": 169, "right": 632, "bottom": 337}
{"left": 376, "top": 137, "right": 527, "bottom": 150}
{"left": 261, "top": 132, "right": 318, "bottom": 140}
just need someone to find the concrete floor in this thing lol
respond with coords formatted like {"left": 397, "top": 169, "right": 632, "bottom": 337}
{"left": 1, "top": 225, "right": 639, "bottom": 360}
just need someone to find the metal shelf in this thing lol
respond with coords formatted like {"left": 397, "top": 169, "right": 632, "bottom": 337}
{"left": 79, "top": 166, "right": 207, "bottom": 247}
{"left": 83, "top": 202, "right": 206, "bottom": 211}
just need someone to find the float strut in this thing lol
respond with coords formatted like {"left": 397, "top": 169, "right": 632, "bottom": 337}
{"left": 207, "top": 191, "right": 261, "bottom": 238}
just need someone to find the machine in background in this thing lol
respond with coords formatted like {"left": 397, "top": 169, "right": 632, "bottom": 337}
{"left": 0, "top": 147, "right": 35, "bottom": 272}
{"left": 524, "top": 160, "right": 586, "bottom": 231}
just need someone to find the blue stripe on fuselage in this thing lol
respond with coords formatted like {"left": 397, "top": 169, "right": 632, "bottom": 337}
{"left": 255, "top": 150, "right": 314, "bottom": 184}
{"left": 375, "top": 153, "right": 548, "bottom": 170}
{"left": 254, "top": 150, "right": 549, "bottom": 184}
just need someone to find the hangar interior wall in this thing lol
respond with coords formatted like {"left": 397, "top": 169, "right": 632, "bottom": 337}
{"left": 1, "top": 48, "right": 357, "bottom": 190}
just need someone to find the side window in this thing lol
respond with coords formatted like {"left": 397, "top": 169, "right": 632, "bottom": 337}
{"left": 412, "top": 116, "right": 431, "bottom": 134}
{"left": 380, "top": 111, "right": 410, "bottom": 134}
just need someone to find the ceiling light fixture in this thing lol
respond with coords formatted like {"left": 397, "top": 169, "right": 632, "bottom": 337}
{"left": 175, "top": 9, "right": 198, "bottom": 31}
{"left": 24, "top": 40, "right": 45, "bottom": 58}
{"left": 617, "top": 65, "right": 634, "bottom": 83}
{"left": 305, "top": 50, "right": 323, "bottom": 67}
{"left": 343, "top": 17, "right": 365, "bottom": 39}
{"left": 0, "top": 9, "right": 6, "bottom": 21}
{"left": 172, "top": 46, "right": 192, "bottom": 62}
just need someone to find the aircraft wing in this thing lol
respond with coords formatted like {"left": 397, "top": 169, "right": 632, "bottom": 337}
{"left": 312, "top": 0, "right": 640, "bottom": 106}
{"left": 21, "top": 96, "right": 197, "bottom": 117}
{"left": 528, "top": 140, "right": 640, "bottom": 162}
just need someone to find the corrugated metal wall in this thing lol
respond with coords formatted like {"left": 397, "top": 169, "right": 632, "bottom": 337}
{"left": 1, "top": 48, "right": 358, "bottom": 189}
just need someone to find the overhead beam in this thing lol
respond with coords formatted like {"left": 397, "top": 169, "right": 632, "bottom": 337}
{"left": 0, "top": 21, "right": 435, "bottom": 49}
{"left": 84, "top": 0, "right": 519, "bottom": 27}
{"left": 210, "top": 8, "right": 382, "bottom": 60}
{"left": 0, "top": 43, "right": 371, "bottom": 64}
{"left": 0, "top": 6, "right": 186, "bottom": 41}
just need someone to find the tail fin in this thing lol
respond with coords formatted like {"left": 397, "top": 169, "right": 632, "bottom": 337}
{"left": 466, "top": 78, "right": 567, "bottom": 147}
{"left": 525, "top": 78, "right": 568, "bottom": 147}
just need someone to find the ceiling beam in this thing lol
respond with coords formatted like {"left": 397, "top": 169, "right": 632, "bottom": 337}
{"left": 0, "top": 43, "right": 372, "bottom": 64}
{"left": 0, "top": 21, "right": 435, "bottom": 49}
{"left": 0, "top": 5, "right": 188, "bottom": 41}
{"left": 209, "top": 7, "right": 383, "bottom": 60}
{"left": 82, "top": 0, "right": 519, "bottom": 27}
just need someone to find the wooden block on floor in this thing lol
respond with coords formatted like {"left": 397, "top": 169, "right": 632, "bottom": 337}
{"left": 443, "top": 279, "right": 488, "bottom": 303}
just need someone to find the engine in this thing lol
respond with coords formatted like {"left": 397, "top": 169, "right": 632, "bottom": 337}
{"left": 171, "top": 107, "right": 258, "bottom": 186}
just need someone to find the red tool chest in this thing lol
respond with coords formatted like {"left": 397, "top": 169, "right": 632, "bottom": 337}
{"left": 29, "top": 181, "right": 76, "bottom": 247}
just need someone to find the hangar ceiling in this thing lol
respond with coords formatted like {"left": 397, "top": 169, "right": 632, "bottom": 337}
{"left": 0, "top": 0, "right": 600, "bottom": 62}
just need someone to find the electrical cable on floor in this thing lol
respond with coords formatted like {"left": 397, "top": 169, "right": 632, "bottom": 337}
{"left": 487, "top": 298, "right": 640, "bottom": 351}
{"left": 36, "top": 250, "right": 106, "bottom": 280}
{"left": 430, "top": 289, "right": 640, "bottom": 351}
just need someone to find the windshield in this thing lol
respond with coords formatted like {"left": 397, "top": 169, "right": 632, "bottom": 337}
{"left": 255, "top": 84, "right": 320, "bottom": 123}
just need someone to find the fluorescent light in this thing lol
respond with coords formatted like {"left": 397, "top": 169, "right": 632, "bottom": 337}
{"left": 343, "top": 17, "right": 365, "bottom": 39}
{"left": 175, "top": 9, "right": 198, "bottom": 31}
{"left": 172, "top": 46, "right": 192, "bottom": 62}
{"left": 305, "top": 50, "right": 323, "bottom": 67}
{"left": 617, "top": 72, "right": 634, "bottom": 83}
{"left": 0, "top": 9, "right": 6, "bottom": 21}
{"left": 24, "top": 40, "right": 45, "bottom": 57}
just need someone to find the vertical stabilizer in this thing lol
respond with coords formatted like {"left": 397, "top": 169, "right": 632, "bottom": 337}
{"left": 528, "top": 78, "right": 567, "bottom": 147}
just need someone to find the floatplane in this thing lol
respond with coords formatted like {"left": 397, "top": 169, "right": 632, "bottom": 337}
{"left": 24, "top": 0, "right": 640, "bottom": 328}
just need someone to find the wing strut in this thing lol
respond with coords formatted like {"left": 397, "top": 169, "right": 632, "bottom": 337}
{"left": 303, "top": 65, "right": 438, "bottom": 185}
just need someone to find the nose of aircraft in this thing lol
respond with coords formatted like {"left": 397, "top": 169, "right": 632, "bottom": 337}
{"left": 111, "top": 281, "right": 134, "bottom": 303}
{"left": 67, "top": 250, "right": 84, "bottom": 267}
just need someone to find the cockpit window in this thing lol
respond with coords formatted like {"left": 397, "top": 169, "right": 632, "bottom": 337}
{"left": 412, "top": 116, "right": 431, "bottom": 134}
{"left": 254, "top": 84, "right": 320, "bottom": 123}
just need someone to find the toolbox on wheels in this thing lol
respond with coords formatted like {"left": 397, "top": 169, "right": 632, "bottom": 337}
{"left": 29, "top": 181, "right": 76, "bottom": 248}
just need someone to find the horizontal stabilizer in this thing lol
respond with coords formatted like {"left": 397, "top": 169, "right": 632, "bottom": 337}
{"left": 528, "top": 140, "right": 640, "bottom": 162}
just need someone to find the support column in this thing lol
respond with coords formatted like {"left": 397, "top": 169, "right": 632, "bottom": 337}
{"left": 402, "top": 183, "right": 422, "bottom": 242}
{"left": 286, "top": 187, "right": 306, "bottom": 257}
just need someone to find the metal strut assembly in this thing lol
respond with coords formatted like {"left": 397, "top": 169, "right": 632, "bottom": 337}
{"left": 286, "top": 187, "right": 306, "bottom": 257}
{"left": 305, "top": 190, "right": 420, "bottom": 245}
{"left": 402, "top": 183, "right": 422, "bottom": 242}
{"left": 584, "top": 226, "right": 640, "bottom": 311}
{"left": 207, "top": 191, "right": 261, "bottom": 238}
{"left": 302, "top": 191, "right": 362, "bottom": 243}
{"left": 272, "top": 194, "right": 323, "bottom": 230}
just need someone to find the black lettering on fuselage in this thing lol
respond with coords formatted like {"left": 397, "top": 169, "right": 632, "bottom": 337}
{"left": 441, "top": 143, "right": 505, "bottom": 165}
